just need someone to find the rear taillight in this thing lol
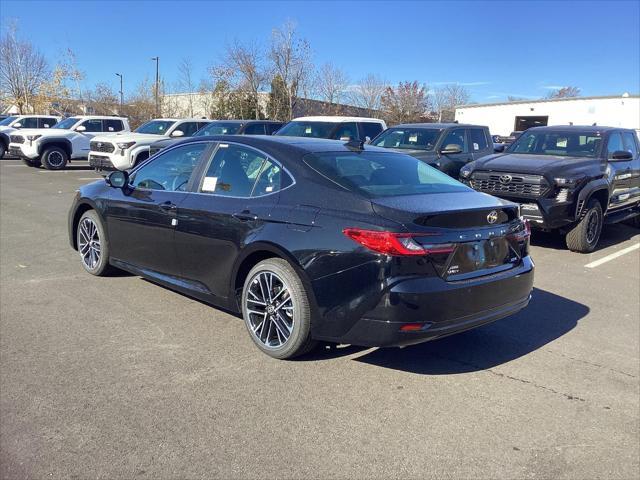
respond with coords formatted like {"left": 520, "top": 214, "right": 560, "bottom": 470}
{"left": 343, "top": 228, "right": 454, "bottom": 257}
{"left": 509, "top": 218, "right": 531, "bottom": 241}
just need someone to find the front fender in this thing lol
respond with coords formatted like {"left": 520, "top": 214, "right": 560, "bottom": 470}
{"left": 38, "top": 137, "right": 73, "bottom": 156}
{"left": 575, "top": 179, "right": 609, "bottom": 218}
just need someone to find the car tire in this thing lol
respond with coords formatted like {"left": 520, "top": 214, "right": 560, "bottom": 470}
{"left": 0, "top": 143, "right": 6, "bottom": 159}
{"left": 41, "top": 146, "right": 68, "bottom": 170}
{"left": 242, "top": 258, "right": 317, "bottom": 359}
{"left": 566, "top": 198, "right": 603, "bottom": 253}
{"left": 76, "top": 210, "right": 113, "bottom": 276}
{"left": 22, "top": 158, "right": 41, "bottom": 167}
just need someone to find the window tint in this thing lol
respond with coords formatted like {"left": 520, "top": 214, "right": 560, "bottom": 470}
{"left": 360, "top": 122, "right": 383, "bottom": 141}
{"left": 510, "top": 130, "right": 602, "bottom": 157}
{"left": 440, "top": 129, "right": 468, "bottom": 153}
{"left": 266, "top": 123, "right": 283, "bottom": 135}
{"left": 243, "top": 123, "right": 266, "bottom": 135}
{"left": 252, "top": 158, "right": 290, "bottom": 196}
{"left": 132, "top": 143, "right": 206, "bottom": 191}
{"left": 333, "top": 122, "right": 358, "bottom": 141}
{"left": 200, "top": 144, "right": 267, "bottom": 197}
{"left": 607, "top": 133, "right": 624, "bottom": 156}
{"left": 622, "top": 132, "right": 638, "bottom": 157}
{"left": 81, "top": 119, "right": 103, "bottom": 132}
{"left": 104, "top": 119, "right": 124, "bottom": 132}
{"left": 38, "top": 118, "right": 57, "bottom": 128}
{"left": 371, "top": 128, "right": 441, "bottom": 151}
{"left": 20, "top": 117, "right": 39, "bottom": 128}
{"left": 469, "top": 129, "right": 488, "bottom": 151}
{"left": 177, "top": 122, "right": 201, "bottom": 137}
{"left": 276, "top": 121, "right": 336, "bottom": 138}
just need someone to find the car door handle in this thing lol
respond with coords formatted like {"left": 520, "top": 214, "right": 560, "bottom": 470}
{"left": 159, "top": 201, "right": 177, "bottom": 211}
{"left": 233, "top": 210, "right": 258, "bottom": 221}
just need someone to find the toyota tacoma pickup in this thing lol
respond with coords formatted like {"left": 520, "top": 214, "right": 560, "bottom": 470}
{"left": 9, "top": 116, "right": 129, "bottom": 169}
{"left": 460, "top": 126, "right": 640, "bottom": 252}
{"left": 0, "top": 114, "right": 60, "bottom": 158}
{"left": 89, "top": 118, "right": 210, "bottom": 171}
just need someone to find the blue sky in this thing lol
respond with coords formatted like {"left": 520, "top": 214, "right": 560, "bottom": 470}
{"left": 2, "top": 0, "right": 639, "bottom": 103}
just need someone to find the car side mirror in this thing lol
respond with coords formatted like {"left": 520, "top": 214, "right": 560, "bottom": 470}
{"left": 13, "top": 122, "right": 22, "bottom": 128}
{"left": 106, "top": 170, "right": 129, "bottom": 189}
{"left": 494, "top": 144, "right": 506, "bottom": 153}
{"left": 75, "top": 125, "right": 86, "bottom": 132}
{"left": 441, "top": 144, "right": 462, "bottom": 154}
{"left": 609, "top": 150, "right": 632, "bottom": 161}
{"left": 171, "top": 130, "right": 184, "bottom": 137}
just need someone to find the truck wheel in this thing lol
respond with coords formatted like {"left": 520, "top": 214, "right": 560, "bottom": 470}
{"left": 565, "top": 198, "right": 603, "bottom": 253}
{"left": 22, "top": 158, "right": 41, "bottom": 167}
{"left": 41, "top": 146, "right": 68, "bottom": 170}
{"left": 0, "top": 143, "right": 6, "bottom": 159}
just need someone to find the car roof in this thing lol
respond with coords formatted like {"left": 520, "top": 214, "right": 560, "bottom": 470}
{"left": 15, "top": 114, "right": 61, "bottom": 118}
{"left": 391, "top": 123, "right": 487, "bottom": 129}
{"left": 66, "top": 115, "right": 128, "bottom": 120}
{"left": 525, "top": 125, "right": 629, "bottom": 133}
{"left": 291, "top": 116, "right": 385, "bottom": 123}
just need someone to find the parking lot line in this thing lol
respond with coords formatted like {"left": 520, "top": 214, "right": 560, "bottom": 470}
{"left": 585, "top": 243, "right": 640, "bottom": 268}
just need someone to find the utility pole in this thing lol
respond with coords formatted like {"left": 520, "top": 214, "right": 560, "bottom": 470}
{"left": 151, "top": 57, "right": 160, "bottom": 117}
{"left": 115, "top": 73, "right": 123, "bottom": 110}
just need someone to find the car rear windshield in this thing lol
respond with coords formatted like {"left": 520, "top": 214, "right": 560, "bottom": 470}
{"left": 195, "top": 122, "right": 242, "bottom": 136}
{"left": 135, "top": 120, "right": 176, "bottom": 135}
{"left": 371, "top": 128, "right": 442, "bottom": 151}
{"left": 508, "top": 130, "right": 602, "bottom": 157}
{"left": 52, "top": 117, "right": 80, "bottom": 129}
{"left": 275, "top": 121, "right": 337, "bottom": 138}
{"left": 304, "top": 151, "right": 469, "bottom": 198}
{"left": 0, "top": 116, "right": 17, "bottom": 126}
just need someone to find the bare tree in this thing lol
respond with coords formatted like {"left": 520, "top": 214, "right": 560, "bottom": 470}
{"left": 224, "top": 40, "right": 266, "bottom": 119}
{"left": 0, "top": 24, "right": 48, "bottom": 113}
{"left": 268, "top": 20, "right": 313, "bottom": 120}
{"left": 36, "top": 48, "right": 86, "bottom": 115}
{"left": 86, "top": 83, "right": 119, "bottom": 115}
{"left": 347, "top": 73, "right": 387, "bottom": 116}
{"left": 545, "top": 86, "right": 580, "bottom": 99}
{"left": 177, "top": 57, "right": 196, "bottom": 116}
{"left": 315, "top": 62, "right": 349, "bottom": 114}
{"left": 381, "top": 81, "right": 430, "bottom": 125}
{"left": 433, "top": 84, "right": 470, "bottom": 122}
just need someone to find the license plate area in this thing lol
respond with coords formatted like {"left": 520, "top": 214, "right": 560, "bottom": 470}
{"left": 443, "top": 237, "right": 519, "bottom": 279}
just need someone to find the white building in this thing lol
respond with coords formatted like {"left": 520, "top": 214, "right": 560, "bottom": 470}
{"left": 455, "top": 94, "right": 640, "bottom": 136}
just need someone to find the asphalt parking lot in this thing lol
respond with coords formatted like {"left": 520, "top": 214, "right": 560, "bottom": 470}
{"left": 0, "top": 157, "right": 638, "bottom": 479}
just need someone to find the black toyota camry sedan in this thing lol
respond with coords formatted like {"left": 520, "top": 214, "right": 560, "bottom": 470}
{"left": 68, "top": 136, "right": 534, "bottom": 359}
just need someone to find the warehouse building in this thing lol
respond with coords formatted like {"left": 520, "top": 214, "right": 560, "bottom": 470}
{"left": 455, "top": 94, "right": 640, "bottom": 136}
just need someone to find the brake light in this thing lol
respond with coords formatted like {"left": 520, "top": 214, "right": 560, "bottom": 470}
{"left": 343, "top": 228, "right": 455, "bottom": 256}
{"left": 510, "top": 218, "right": 531, "bottom": 241}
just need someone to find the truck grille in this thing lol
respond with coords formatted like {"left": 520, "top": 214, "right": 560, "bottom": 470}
{"left": 470, "top": 172, "right": 549, "bottom": 198}
{"left": 90, "top": 141, "right": 115, "bottom": 153}
{"left": 10, "top": 135, "right": 24, "bottom": 144}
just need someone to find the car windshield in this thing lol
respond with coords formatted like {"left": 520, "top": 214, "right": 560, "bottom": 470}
{"left": 304, "top": 151, "right": 470, "bottom": 198}
{"left": 135, "top": 120, "right": 176, "bottom": 135}
{"left": 195, "top": 122, "right": 241, "bottom": 136}
{"left": 508, "top": 130, "right": 603, "bottom": 157}
{"left": 371, "top": 128, "right": 442, "bottom": 151}
{"left": 0, "top": 116, "right": 17, "bottom": 126}
{"left": 52, "top": 117, "right": 80, "bottom": 129}
{"left": 275, "top": 121, "right": 337, "bottom": 138}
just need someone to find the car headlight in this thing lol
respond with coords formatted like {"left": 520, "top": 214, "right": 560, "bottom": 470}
{"left": 459, "top": 165, "right": 473, "bottom": 178}
{"left": 27, "top": 135, "right": 42, "bottom": 141}
{"left": 554, "top": 177, "right": 581, "bottom": 186}
{"left": 117, "top": 141, "right": 136, "bottom": 149}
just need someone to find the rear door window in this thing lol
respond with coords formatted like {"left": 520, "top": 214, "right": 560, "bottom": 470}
{"left": 199, "top": 144, "right": 265, "bottom": 197}
{"left": 38, "top": 118, "right": 58, "bottom": 128}
{"left": 104, "top": 119, "right": 124, "bottom": 132}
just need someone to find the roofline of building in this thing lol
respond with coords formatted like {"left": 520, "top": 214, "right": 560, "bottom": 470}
{"left": 457, "top": 94, "right": 640, "bottom": 109}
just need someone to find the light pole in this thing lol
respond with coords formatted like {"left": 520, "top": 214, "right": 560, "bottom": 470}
{"left": 151, "top": 57, "right": 159, "bottom": 117}
{"left": 115, "top": 73, "right": 123, "bottom": 110}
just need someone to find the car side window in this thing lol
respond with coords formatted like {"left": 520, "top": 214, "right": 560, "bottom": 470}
{"left": 469, "top": 129, "right": 488, "bottom": 151}
{"left": 39, "top": 118, "right": 57, "bottom": 128}
{"left": 441, "top": 128, "right": 468, "bottom": 153}
{"left": 333, "top": 122, "right": 359, "bottom": 141}
{"left": 243, "top": 123, "right": 266, "bottom": 135}
{"left": 606, "top": 133, "right": 624, "bottom": 157}
{"left": 252, "top": 158, "right": 293, "bottom": 196}
{"left": 81, "top": 119, "right": 103, "bottom": 132}
{"left": 360, "top": 122, "right": 383, "bottom": 141}
{"left": 199, "top": 144, "right": 268, "bottom": 197}
{"left": 104, "top": 119, "right": 124, "bottom": 132}
{"left": 178, "top": 122, "right": 201, "bottom": 137}
{"left": 266, "top": 123, "right": 282, "bottom": 135}
{"left": 132, "top": 143, "right": 207, "bottom": 192}
{"left": 20, "top": 117, "right": 39, "bottom": 128}
{"left": 622, "top": 132, "right": 638, "bottom": 157}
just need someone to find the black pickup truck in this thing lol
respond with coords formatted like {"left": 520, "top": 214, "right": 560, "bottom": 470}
{"left": 460, "top": 126, "right": 640, "bottom": 252}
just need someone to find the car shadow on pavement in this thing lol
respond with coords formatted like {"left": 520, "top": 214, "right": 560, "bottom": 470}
{"left": 531, "top": 223, "right": 638, "bottom": 252}
{"left": 349, "top": 287, "right": 588, "bottom": 374}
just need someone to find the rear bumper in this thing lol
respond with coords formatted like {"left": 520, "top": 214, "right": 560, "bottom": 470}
{"left": 314, "top": 256, "right": 534, "bottom": 347}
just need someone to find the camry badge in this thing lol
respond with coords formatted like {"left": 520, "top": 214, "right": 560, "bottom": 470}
{"left": 487, "top": 210, "right": 499, "bottom": 224}
{"left": 499, "top": 174, "right": 512, "bottom": 184}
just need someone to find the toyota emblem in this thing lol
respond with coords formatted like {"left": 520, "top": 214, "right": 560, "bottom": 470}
{"left": 499, "top": 174, "right": 512, "bottom": 184}
{"left": 487, "top": 210, "right": 499, "bottom": 224}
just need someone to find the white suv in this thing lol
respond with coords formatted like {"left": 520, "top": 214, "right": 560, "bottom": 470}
{"left": 9, "top": 116, "right": 130, "bottom": 169}
{"left": 0, "top": 114, "right": 61, "bottom": 158}
{"left": 89, "top": 118, "right": 209, "bottom": 171}
{"left": 275, "top": 116, "right": 387, "bottom": 142}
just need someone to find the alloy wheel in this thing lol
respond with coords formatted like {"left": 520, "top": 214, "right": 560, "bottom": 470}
{"left": 585, "top": 209, "right": 600, "bottom": 244}
{"left": 78, "top": 218, "right": 101, "bottom": 270}
{"left": 48, "top": 151, "right": 64, "bottom": 167}
{"left": 245, "top": 271, "right": 294, "bottom": 348}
